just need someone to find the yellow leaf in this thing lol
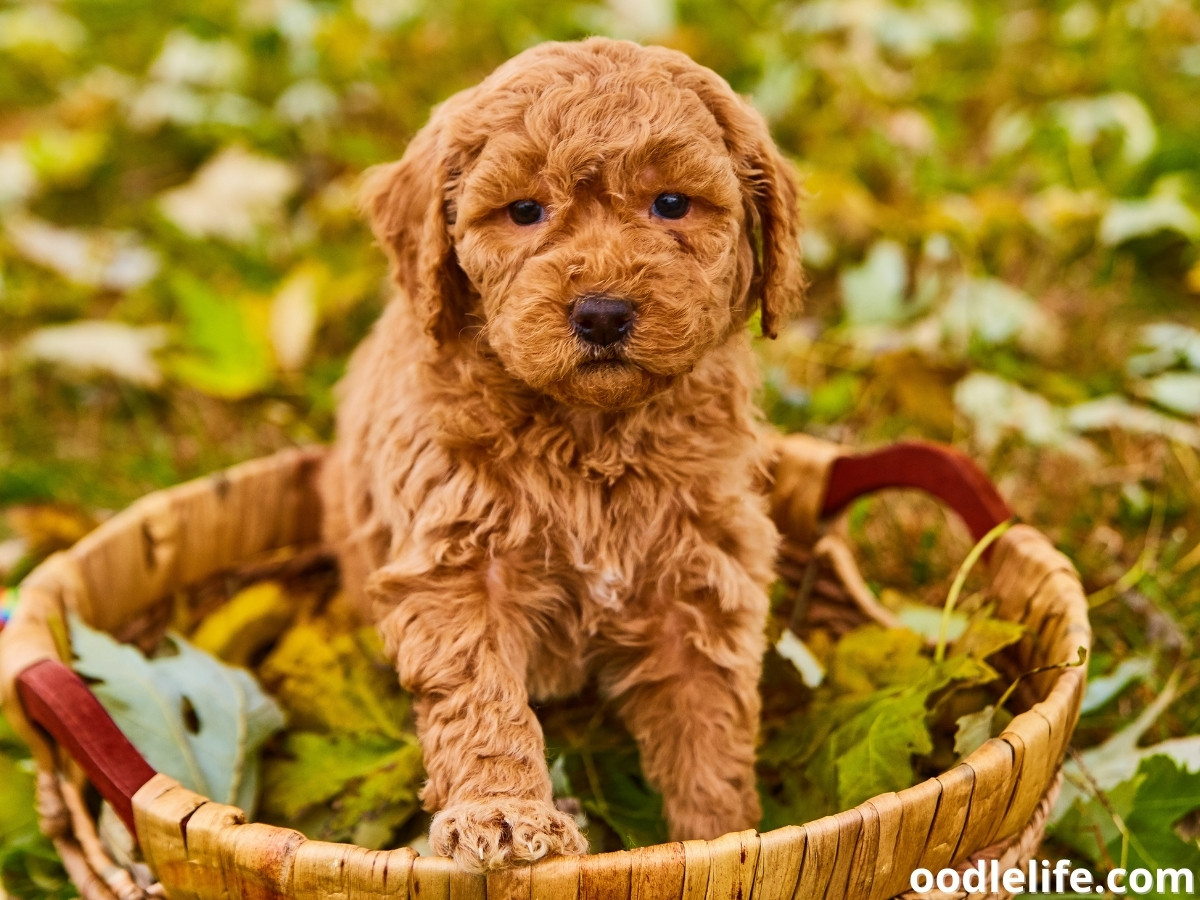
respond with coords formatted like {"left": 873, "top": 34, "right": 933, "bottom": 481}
{"left": 190, "top": 581, "right": 300, "bottom": 668}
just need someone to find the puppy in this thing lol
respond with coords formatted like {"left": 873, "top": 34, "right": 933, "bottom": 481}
{"left": 320, "top": 37, "right": 803, "bottom": 871}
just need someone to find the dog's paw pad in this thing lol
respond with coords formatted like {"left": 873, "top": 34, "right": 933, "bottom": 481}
{"left": 430, "top": 800, "right": 587, "bottom": 872}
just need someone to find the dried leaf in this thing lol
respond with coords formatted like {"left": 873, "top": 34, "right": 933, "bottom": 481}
{"left": 953, "top": 705, "right": 995, "bottom": 757}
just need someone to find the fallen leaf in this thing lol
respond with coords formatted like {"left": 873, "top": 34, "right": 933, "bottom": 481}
{"left": 1067, "top": 395, "right": 1200, "bottom": 447}
{"left": 954, "top": 372, "right": 1096, "bottom": 457}
{"left": 776, "top": 628, "right": 825, "bottom": 687}
{"left": 275, "top": 79, "right": 340, "bottom": 125}
{"left": 270, "top": 267, "right": 321, "bottom": 371}
{"left": 6, "top": 215, "right": 159, "bottom": 291}
{"left": 148, "top": 30, "right": 247, "bottom": 88}
{"left": 19, "top": 321, "right": 168, "bottom": 387}
{"left": 840, "top": 239, "right": 908, "bottom": 326}
{"left": 939, "top": 277, "right": 1062, "bottom": 358}
{"left": 1133, "top": 372, "right": 1200, "bottom": 417}
{"left": 0, "top": 144, "right": 38, "bottom": 210}
{"left": 259, "top": 620, "right": 411, "bottom": 740}
{"left": 809, "top": 688, "right": 934, "bottom": 808}
{"left": 948, "top": 615, "right": 1025, "bottom": 666}
{"left": 166, "top": 275, "right": 273, "bottom": 399}
{"left": 1126, "top": 323, "right": 1200, "bottom": 376}
{"left": 1054, "top": 754, "right": 1200, "bottom": 876}
{"left": 157, "top": 145, "right": 298, "bottom": 243}
{"left": 190, "top": 582, "right": 302, "bottom": 668}
{"left": 260, "top": 732, "right": 423, "bottom": 847}
{"left": 1057, "top": 675, "right": 1200, "bottom": 818}
{"left": 1101, "top": 193, "right": 1200, "bottom": 245}
{"left": 1081, "top": 656, "right": 1155, "bottom": 715}
{"left": 0, "top": 5, "right": 86, "bottom": 54}
{"left": 1054, "top": 92, "right": 1157, "bottom": 165}
{"left": 890, "top": 590, "right": 968, "bottom": 643}
{"left": 953, "top": 705, "right": 995, "bottom": 758}
{"left": 69, "top": 616, "right": 285, "bottom": 813}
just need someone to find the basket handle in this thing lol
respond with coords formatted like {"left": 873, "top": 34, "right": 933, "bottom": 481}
{"left": 821, "top": 441, "right": 1013, "bottom": 541}
{"left": 9, "top": 441, "right": 1010, "bottom": 846}
{"left": 15, "top": 658, "right": 156, "bottom": 837}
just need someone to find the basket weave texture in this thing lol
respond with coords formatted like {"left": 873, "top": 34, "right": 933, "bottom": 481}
{"left": 0, "top": 436, "right": 1091, "bottom": 900}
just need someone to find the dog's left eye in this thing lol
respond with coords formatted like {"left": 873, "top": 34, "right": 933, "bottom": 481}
{"left": 651, "top": 193, "right": 690, "bottom": 219}
{"left": 508, "top": 199, "right": 545, "bottom": 225}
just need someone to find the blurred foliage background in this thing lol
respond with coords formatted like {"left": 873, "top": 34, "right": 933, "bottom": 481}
{"left": 1, "top": 0, "right": 1199, "bottom": 894}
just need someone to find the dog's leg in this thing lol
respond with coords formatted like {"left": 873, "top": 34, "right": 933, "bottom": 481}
{"left": 599, "top": 595, "right": 766, "bottom": 841}
{"left": 374, "top": 565, "right": 587, "bottom": 871}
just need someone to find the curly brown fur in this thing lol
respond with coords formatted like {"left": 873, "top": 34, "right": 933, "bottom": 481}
{"left": 321, "top": 37, "right": 804, "bottom": 872}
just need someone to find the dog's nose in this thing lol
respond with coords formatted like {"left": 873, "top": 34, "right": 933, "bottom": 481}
{"left": 570, "top": 295, "right": 635, "bottom": 347}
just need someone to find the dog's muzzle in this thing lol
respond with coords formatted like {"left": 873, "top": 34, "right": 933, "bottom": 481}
{"left": 570, "top": 294, "right": 636, "bottom": 348}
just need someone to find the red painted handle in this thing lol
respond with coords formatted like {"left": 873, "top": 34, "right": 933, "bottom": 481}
{"left": 821, "top": 441, "right": 1013, "bottom": 541}
{"left": 9, "top": 442, "right": 1011, "bottom": 841}
{"left": 16, "top": 659, "right": 156, "bottom": 837}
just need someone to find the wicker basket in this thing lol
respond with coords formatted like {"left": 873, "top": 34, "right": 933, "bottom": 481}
{"left": 0, "top": 435, "right": 1090, "bottom": 900}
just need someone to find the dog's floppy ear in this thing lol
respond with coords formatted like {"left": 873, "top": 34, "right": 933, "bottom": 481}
{"left": 361, "top": 99, "right": 474, "bottom": 345}
{"left": 671, "top": 66, "right": 804, "bottom": 339}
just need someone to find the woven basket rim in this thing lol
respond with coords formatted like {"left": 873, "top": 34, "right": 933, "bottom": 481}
{"left": 0, "top": 439, "right": 1092, "bottom": 900}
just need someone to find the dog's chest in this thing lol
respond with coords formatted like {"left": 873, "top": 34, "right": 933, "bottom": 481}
{"left": 545, "top": 471, "right": 699, "bottom": 616}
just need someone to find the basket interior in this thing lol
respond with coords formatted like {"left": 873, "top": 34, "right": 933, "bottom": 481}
{"left": 2, "top": 443, "right": 1091, "bottom": 900}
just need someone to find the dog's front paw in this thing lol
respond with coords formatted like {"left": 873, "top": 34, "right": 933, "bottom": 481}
{"left": 430, "top": 799, "right": 587, "bottom": 872}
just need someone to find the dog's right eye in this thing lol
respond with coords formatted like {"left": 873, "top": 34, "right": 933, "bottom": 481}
{"left": 508, "top": 200, "right": 545, "bottom": 225}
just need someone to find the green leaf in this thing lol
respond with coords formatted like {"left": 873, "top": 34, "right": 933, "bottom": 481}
{"left": 1053, "top": 755, "right": 1200, "bottom": 882}
{"left": 165, "top": 273, "right": 273, "bottom": 399}
{"left": 1082, "top": 656, "right": 1154, "bottom": 715}
{"left": 68, "top": 615, "right": 285, "bottom": 812}
{"left": 0, "top": 727, "right": 38, "bottom": 844}
{"left": 810, "top": 688, "right": 934, "bottom": 809}
{"left": 840, "top": 239, "right": 908, "bottom": 326}
{"left": 260, "top": 732, "right": 423, "bottom": 848}
{"left": 575, "top": 746, "right": 668, "bottom": 851}
{"left": 1122, "top": 755, "right": 1200, "bottom": 873}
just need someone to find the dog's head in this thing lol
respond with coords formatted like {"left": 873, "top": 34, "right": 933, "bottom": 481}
{"left": 364, "top": 38, "right": 803, "bottom": 409}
